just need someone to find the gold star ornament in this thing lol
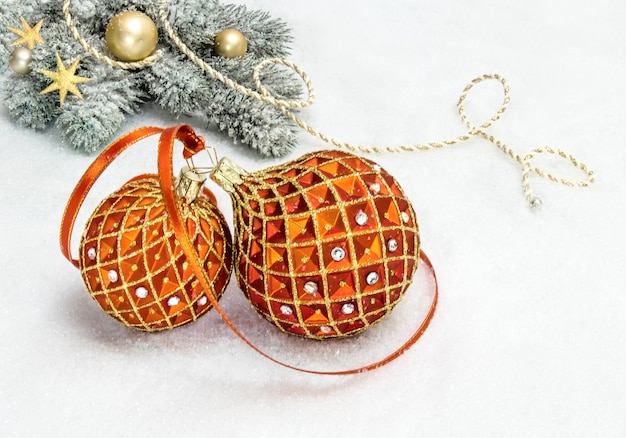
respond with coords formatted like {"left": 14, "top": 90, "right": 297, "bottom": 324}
{"left": 7, "top": 17, "right": 45, "bottom": 50}
{"left": 39, "top": 52, "right": 92, "bottom": 107}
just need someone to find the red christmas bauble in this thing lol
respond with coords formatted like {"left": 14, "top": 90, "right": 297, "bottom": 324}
{"left": 212, "top": 149, "right": 419, "bottom": 339}
{"left": 78, "top": 174, "right": 233, "bottom": 331}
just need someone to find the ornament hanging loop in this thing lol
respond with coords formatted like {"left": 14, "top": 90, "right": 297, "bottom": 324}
{"left": 176, "top": 129, "right": 221, "bottom": 204}
{"left": 183, "top": 143, "right": 220, "bottom": 175}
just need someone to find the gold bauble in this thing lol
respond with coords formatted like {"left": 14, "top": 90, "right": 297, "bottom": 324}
{"left": 214, "top": 29, "right": 248, "bottom": 58}
{"left": 105, "top": 11, "right": 158, "bottom": 62}
{"left": 8, "top": 46, "right": 33, "bottom": 74}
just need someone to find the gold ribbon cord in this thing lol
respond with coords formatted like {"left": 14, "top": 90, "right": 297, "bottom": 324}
{"left": 61, "top": 0, "right": 595, "bottom": 207}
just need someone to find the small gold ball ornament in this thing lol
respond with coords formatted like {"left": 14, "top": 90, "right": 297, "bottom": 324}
{"left": 105, "top": 11, "right": 158, "bottom": 62}
{"left": 8, "top": 46, "right": 33, "bottom": 74}
{"left": 214, "top": 29, "right": 248, "bottom": 58}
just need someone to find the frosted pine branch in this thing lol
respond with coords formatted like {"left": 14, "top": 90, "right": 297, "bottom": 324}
{"left": 0, "top": 0, "right": 302, "bottom": 155}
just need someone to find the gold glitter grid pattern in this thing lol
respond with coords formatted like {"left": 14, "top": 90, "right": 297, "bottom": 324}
{"left": 79, "top": 176, "right": 232, "bottom": 331}
{"left": 229, "top": 150, "right": 420, "bottom": 339}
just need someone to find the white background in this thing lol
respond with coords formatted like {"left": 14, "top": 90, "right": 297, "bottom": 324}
{"left": 1, "top": 0, "right": 625, "bottom": 436}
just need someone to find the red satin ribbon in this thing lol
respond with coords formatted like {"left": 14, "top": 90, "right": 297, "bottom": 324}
{"left": 60, "top": 124, "right": 439, "bottom": 375}
{"left": 60, "top": 126, "right": 165, "bottom": 267}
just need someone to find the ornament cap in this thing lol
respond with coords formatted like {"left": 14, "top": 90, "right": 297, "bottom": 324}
{"left": 176, "top": 166, "right": 206, "bottom": 203}
{"left": 211, "top": 157, "right": 247, "bottom": 193}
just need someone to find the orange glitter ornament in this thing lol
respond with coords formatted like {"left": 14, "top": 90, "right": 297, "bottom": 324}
{"left": 61, "top": 125, "right": 438, "bottom": 373}
{"left": 211, "top": 149, "right": 420, "bottom": 339}
{"left": 78, "top": 175, "right": 232, "bottom": 330}
{"left": 61, "top": 126, "right": 233, "bottom": 331}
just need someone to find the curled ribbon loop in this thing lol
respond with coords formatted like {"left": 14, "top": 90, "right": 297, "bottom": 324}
{"left": 157, "top": 126, "right": 439, "bottom": 375}
{"left": 59, "top": 124, "right": 439, "bottom": 374}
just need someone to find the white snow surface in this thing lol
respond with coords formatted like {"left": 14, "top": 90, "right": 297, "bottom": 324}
{"left": 1, "top": 1, "right": 625, "bottom": 437}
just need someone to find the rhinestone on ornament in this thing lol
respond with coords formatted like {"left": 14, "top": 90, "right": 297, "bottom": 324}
{"left": 210, "top": 149, "right": 420, "bottom": 339}
{"left": 76, "top": 174, "right": 233, "bottom": 332}
{"left": 341, "top": 303, "right": 355, "bottom": 315}
{"left": 108, "top": 270, "right": 118, "bottom": 283}
{"left": 331, "top": 247, "right": 346, "bottom": 262}
{"left": 387, "top": 238, "right": 399, "bottom": 252}
{"left": 355, "top": 210, "right": 368, "bottom": 226}
{"left": 401, "top": 211, "right": 410, "bottom": 224}
{"left": 366, "top": 272, "right": 379, "bottom": 286}
{"left": 87, "top": 247, "right": 97, "bottom": 261}
{"left": 303, "top": 281, "right": 318, "bottom": 295}
{"left": 135, "top": 287, "right": 149, "bottom": 299}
